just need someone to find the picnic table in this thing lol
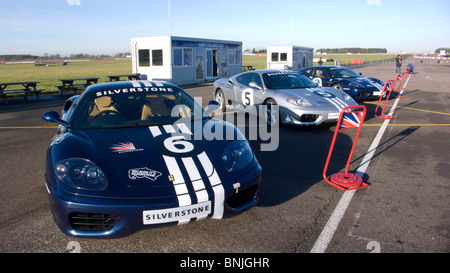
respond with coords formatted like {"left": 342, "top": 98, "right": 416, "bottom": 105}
{"left": 0, "top": 81, "right": 44, "bottom": 103}
{"left": 56, "top": 77, "right": 99, "bottom": 95}
{"left": 107, "top": 74, "right": 140, "bottom": 81}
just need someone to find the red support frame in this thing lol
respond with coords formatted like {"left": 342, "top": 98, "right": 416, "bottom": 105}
{"left": 394, "top": 72, "right": 408, "bottom": 99}
{"left": 323, "top": 105, "right": 369, "bottom": 191}
{"left": 375, "top": 80, "right": 396, "bottom": 119}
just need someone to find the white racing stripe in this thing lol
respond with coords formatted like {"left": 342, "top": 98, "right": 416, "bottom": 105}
{"left": 309, "top": 87, "right": 347, "bottom": 112}
{"left": 148, "top": 124, "right": 225, "bottom": 223}
{"left": 198, "top": 152, "right": 225, "bottom": 219}
{"left": 149, "top": 126, "right": 162, "bottom": 137}
{"left": 182, "top": 156, "right": 209, "bottom": 221}
{"left": 334, "top": 97, "right": 347, "bottom": 109}
{"left": 163, "top": 124, "right": 176, "bottom": 134}
{"left": 163, "top": 155, "right": 191, "bottom": 203}
{"left": 330, "top": 97, "right": 347, "bottom": 112}
{"left": 130, "top": 81, "right": 142, "bottom": 88}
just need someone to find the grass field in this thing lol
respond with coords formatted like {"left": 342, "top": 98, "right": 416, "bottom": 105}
{"left": 316, "top": 54, "right": 396, "bottom": 65}
{"left": 1, "top": 53, "right": 395, "bottom": 96}
{"left": 243, "top": 54, "right": 396, "bottom": 69}
{"left": 0, "top": 60, "right": 132, "bottom": 94}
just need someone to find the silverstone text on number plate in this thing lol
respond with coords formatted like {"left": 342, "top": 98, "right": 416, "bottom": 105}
{"left": 143, "top": 201, "right": 211, "bottom": 224}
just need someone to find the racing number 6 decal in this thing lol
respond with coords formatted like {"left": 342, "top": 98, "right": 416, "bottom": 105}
{"left": 163, "top": 135, "right": 194, "bottom": 154}
{"left": 242, "top": 88, "right": 254, "bottom": 106}
{"left": 149, "top": 125, "right": 203, "bottom": 157}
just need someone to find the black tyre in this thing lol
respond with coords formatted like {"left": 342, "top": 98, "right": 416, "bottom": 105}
{"left": 215, "top": 89, "right": 226, "bottom": 112}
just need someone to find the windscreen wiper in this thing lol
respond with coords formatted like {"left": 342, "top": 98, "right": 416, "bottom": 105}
{"left": 115, "top": 121, "right": 169, "bottom": 128}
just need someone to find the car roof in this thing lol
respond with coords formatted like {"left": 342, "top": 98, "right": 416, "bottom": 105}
{"left": 242, "top": 69, "right": 296, "bottom": 75}
{"left": 300, "top": 66, "right": 352, "bottom": 72}
{"left": 84, "top": 80, "right": 180, "bottom": 94}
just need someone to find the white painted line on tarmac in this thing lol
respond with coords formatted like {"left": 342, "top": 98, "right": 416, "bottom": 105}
{"left": 310, "top": 75, "right": 411, "bottom": 253}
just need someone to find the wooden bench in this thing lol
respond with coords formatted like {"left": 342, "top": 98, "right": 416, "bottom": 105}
{"left": 56, "top": 78, "right": 99, "bottom": 95}
{"left": 242, "top": 65, "right": 255, "bottom": 71}
{"left": 0, "top": 82, "right": 44, "bottom": 103}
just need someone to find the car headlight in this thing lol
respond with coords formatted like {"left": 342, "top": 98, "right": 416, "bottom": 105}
{"left": 55, "top": 158, "right": 107, "bottom": 190}
{"left": 348, "top": 82, "right": 363, "bottom": 88}
{"left": 342, "top": 93, "right": 352, "bottom": 101}
{"left": 287, "top": 98, "right": 312, "bottom": 107}
{"left": 222, "top": 141, "right": 253, "bottom": 172}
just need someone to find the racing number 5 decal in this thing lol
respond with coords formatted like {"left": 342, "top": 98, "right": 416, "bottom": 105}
{"left": 242, "top": 88, "right": 254, "bottom": 106}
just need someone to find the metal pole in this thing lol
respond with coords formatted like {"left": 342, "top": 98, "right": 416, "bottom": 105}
{"left": 168, "top": 0, "right": 171, "bottom": 36}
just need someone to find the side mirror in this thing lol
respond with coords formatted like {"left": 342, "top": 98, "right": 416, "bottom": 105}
{"left": 249, "top": 82, "right": 262, "bottom": 90}
{"left": 204, "top": 100, "right": 220, "bottom": 117}
{"left": 42, "top": 111, "right": 68, "bottom": 126}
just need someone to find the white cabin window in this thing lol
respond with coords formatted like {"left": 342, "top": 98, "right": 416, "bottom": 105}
{"left": 138, "top": 49, "right": 150, "bottom": 67}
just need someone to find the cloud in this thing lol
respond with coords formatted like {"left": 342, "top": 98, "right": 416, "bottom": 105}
{"left": 366, "top": 0, "right": 381, "bottom": 5}
{"left": 66, "top": 0, "right": 81, "bottom": 5}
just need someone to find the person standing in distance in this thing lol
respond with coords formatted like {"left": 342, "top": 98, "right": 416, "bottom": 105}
{"left": 395, "top": 54, "right": 402, "bottom": 73}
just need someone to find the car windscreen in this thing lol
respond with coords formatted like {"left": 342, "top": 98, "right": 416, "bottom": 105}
{"left": 329, "top": 67, "right": 361, "bottom": 78}
{"left": 262, "top": 72, "right": 317, "bottom": 89}
{"left": 70, "top": 87, "right": 202, "bottom": 129}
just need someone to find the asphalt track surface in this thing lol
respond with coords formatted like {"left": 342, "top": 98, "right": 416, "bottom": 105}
{"left": 0, "top": 58, "right": 448, "bottom": 258}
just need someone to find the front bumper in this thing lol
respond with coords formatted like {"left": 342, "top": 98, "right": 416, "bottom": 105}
{"left": 344, "top": 88, "right": 381, "bottom": 100}
{"left": 280, "top": 106, "right": 341, "bottom": 126}
{"left": 46, "top": 164, "right": 262, "bottom": 239}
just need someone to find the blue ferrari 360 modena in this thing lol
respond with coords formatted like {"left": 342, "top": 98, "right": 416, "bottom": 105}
{"left": 42, "top": 81, "right": 262, "bottom": 238}
{"left": 299, "top": 66, "right": 385, "bottom": 100}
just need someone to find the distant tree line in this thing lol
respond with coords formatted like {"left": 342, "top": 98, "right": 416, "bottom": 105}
{"left": 0, "top": 52, "right": 131, "bottom": 62}
{"left": 434, "top": 48, "right": 450, "bottom": 54}
{"left": 251, "top": 48, "right": 267, "bottom": 54}
{"left": 0, "top": 55, "right": 40, "bottom": 62}
{"left": 316, "top": 48, "right": 387, "bottom": 54}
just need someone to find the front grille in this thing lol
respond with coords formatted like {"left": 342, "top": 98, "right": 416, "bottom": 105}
{"left": 357, "top": 92, "right": 369, "bottom": 98}
{"left": 69, "top": 213, "right": 119, "bottom": 231}
{"left": 227, "top": 184, "right": 259, "bottom": 209}
{"left": 300, "top": 114, "right": 319, "bottom": 122}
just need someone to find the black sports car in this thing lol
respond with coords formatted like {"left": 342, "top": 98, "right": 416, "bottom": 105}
{"left": 299, "top": 66, "right": 385, "bottom": 100}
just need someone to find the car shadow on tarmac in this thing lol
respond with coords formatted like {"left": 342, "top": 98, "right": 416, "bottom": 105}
{"left": 245, "top": 124, "right": 354, "bottom": 207}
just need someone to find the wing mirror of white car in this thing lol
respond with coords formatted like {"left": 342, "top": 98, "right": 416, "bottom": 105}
{"left": 249, "top": 82, "right": 262, "bottom": 90}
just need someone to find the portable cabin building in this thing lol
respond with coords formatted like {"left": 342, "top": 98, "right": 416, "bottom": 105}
{"left": 131, "top": 36, "right": 243, "bottom": 85}
{"left": 267, "top": 45, "right": 314, "bottom": 70}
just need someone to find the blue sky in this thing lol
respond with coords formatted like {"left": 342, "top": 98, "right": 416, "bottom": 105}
{"left": 1, "top": 0, "right": 449, "bottom": 56}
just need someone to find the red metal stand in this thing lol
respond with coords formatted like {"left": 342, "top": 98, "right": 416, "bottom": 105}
{"left": 394, "top": 72, "right": 408, "bottom": 99}
{"left": 323, "top": 106, "right": 369, "bottom": 191}
{"left": 375, "top": 80, "right": 396, "bottom": 119}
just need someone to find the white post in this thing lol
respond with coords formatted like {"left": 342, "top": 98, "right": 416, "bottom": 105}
{"left": 168, "top": 0, "right": 171, "bottom": 36}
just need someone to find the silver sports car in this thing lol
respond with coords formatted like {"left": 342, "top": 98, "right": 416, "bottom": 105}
{"left": 213, "top": 70, "right": 358, "bottom": 126}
